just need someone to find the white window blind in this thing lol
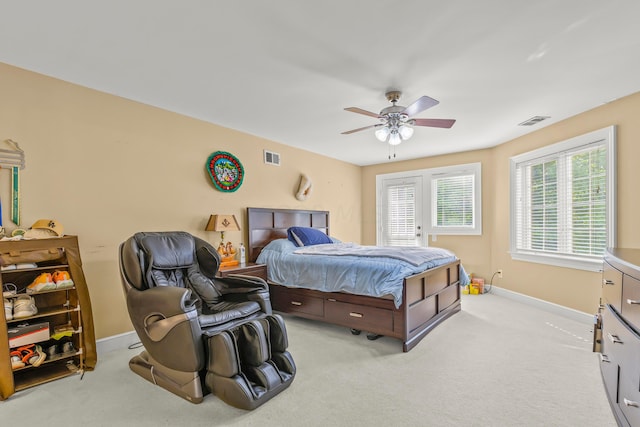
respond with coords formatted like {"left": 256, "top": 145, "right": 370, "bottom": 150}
{"left": 376, "top": 163, "right": 482, "bottom": 244}
{"left": 432, "top": 173, "right": 475, "bottom": 229}
{"left": 379, "top": 177, "right": 422, "bottom": 246}
{"left": 510, "top": 126, "right": 615, "bottom": 271}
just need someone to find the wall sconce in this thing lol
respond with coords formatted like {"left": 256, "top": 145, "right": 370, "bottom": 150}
{"left": 205, "top": 214, "right": 240, "bottom": 245}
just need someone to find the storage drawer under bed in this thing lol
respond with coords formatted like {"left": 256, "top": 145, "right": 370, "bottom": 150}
{"left": 269, "top": 285, "right": 324, "bottom": 318}
{"left": 324, "top": 299, "right": 395, "bottom": 336}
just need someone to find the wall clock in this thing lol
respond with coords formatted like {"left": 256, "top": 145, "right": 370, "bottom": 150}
{"left": 206, "top": 151, "right": 244, "bottom": 192}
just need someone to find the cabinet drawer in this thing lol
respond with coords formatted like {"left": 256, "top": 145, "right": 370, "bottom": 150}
{"left": 622, "top": 275, "right": 640, "bottom": 330}
{"left": 600, "top": 305, "right": 623, "bottom": 405}
{"left": 619, "top": 372, "right": 640, "bottom": 427}
{"left": 270, "top": 286, "right": 324, "bottom": 317}
{"left": 603, "top": 261, "right": 623, "bottom": 311}
{"left": 325, "top": 300, "right": 394, "bottom": 335}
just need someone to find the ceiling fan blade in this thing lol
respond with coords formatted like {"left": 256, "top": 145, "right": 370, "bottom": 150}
{"left": 401, "top": 96, "right": 439, "bottom": 117}
{"left": 344, "top": 107, "right": 381, "bottom": 118}
{"left": 412, "top": 118, "right": 456, "bottom": 128}
{"left": 341, "top": 124, "right": 381, "bottom": 135}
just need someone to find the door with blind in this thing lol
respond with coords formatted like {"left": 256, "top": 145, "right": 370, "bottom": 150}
{"left": 378, "top": 176, "right": 423, "bottom": 246}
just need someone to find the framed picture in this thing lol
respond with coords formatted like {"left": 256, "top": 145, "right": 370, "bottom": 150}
{"left": 206, "top": 151, "right": 244, "bottom": 192}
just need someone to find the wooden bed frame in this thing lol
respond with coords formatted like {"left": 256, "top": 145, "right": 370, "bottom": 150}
{"left": 247, "top": 207, "right": 461, "bottom": 352}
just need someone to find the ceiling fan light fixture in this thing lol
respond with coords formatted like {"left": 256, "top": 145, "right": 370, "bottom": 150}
{"left": 388, "top": 131, "right": 402, "bottom": 146}
{"left": 375, "top": 126, "right": 390, "bottom": 142}
{"left": 399, "top": 124, "right": 414, "bottom": 140}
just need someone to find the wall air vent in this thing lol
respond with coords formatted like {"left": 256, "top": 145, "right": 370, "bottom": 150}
{"left": 264, "top": 150, "right": 281, "bottom": 166}
{"left": 518, "top": 116, "right": 551, "bottom": 126}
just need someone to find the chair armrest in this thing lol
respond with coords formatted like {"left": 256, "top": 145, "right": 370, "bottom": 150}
{"left": 126, "top": 286, "right": 205, "bottom": 372}
{"left": 126, "top": 286, "right": 198, "bottom": 319}
{"left": 216, "top": 274, "right": 269, "bottom": 295}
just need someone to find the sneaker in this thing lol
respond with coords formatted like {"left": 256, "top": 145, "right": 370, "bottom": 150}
{"left": 10, "top": 354, "right": 25, "bottom": 370}
{"left": 61, "top": 341, "right": 76, "bottom": 355}
{"left": 26, "top": 273, "right": 56, "bottom": 293}
{"left": 52, "top": 270, "right": 74, "bottom": 289}
{"left": 45, "top": 344, "right": 59, "bottom": 359}
{"left": 15, "top": 344, "right": 35, "bottom": 365}
{"left": 4, "top": 298, "right": 12, "bottom": 321}
{"left": 16, "top": 263, "right": 37, "bottom": 269}
{"left": 1, "top": 264, "right": 17, "bottom": 271}
{"left": 12, "top": 295, "right": 38, "bottom": 319}
{"left": 27, "top": 344, "right": 46, "bottom": 367}
{"left": 3, "top": 282, "right": 17, "bottom": 297}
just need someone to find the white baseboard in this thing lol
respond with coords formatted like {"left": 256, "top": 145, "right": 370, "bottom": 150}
{"left": 489, "top": 286, "right": 593, "bottom": 325}
{"left": 96, "top": 330, "right": 140, "bottom": 355}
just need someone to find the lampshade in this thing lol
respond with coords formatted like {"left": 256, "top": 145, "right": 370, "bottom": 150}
{"left": 375, "top": 126, "right": 390, "bottom": 142}
{"left": 205, "top": 214, "right": 240, "bottom": 232}
{"left": 398, "top": 125, "right": 414, "bottom": 139}
{"left": 374, "top": 120, "right": 414, "bottom": 146}
{"left": 388, "top": 131, "right": 402, "bottom": 146}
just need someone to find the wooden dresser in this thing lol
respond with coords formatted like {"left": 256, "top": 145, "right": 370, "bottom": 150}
{"left": 596, "top": 248, "right": 640, "bottom": 426}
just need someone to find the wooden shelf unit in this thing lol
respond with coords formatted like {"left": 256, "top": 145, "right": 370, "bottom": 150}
{"left": 0, "top": 236, "right": 96, "bottom": 400}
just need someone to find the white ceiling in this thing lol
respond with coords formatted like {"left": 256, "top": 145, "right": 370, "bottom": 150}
{"left": 1, "top": 1, "right": 640, "bottom": 166}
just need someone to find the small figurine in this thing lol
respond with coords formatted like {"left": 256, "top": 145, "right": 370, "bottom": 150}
{"left": 217, "top": 242, "right": 227, "bottom": 257}
{"left": 225, "top": 241, "right": 236, "bottom": 257}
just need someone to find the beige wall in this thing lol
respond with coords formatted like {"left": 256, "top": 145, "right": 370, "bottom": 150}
{"left": 4, "top": 60, "right": 640, "bottom": 335}
{"left": 0, "top": 63, "right": 362, "bottom": 339}
{"left": 491, "top": 92, "right": 640, "bottom": 314}
{"left": 363, "top": 91, "right": 640, "bottom": 314}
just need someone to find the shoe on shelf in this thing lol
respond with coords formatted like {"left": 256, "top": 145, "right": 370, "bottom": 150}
{"left": 61, "top": 341, "right": 76, "bottom": 355}
{"left": 4, "top": 298, "right": 12, "bottom": 321}
{"left": 12, "top": 294, "right": 38, "bottom": 319}
{"left": 26, "top": 273, "right": 56, "bottom": 293}
{"left": 16, "top": 263, "right": 37, "bottom": 269}
{"left": 27, "top": 344, "right": 46, "bottom": 367}
{"left": 10, "top": 354, "right": 25, "bottom": 370}
{"left": 16, "top": 344, "right": 35, "bottom": 365}
{"left": 3, "top": 282, "right": 17, "bottom": 297}
{"left": 52, "top": 270, "right": 74, "bottom": 289}
{"left": 45, "top": 344, "right": 59, "bottom": 359}
{"left": 1, "top": 264, "right": 17, "bottom": 271}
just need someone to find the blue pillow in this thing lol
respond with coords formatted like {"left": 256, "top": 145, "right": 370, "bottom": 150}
{"left": 287, "top": 227, "right": 332, "bottom": 247}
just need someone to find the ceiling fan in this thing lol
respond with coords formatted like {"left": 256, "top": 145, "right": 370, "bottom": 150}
{"left": 341, "top": 91, "right": 456, "bottom": 146}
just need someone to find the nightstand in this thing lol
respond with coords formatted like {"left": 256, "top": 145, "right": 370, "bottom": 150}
{"left": 216, "top": 262, "right": 267, "bottom": 281}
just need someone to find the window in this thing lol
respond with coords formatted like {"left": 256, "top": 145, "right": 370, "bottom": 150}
{"left": 430, "top": 164, "right": 481, "bottom": 235}
{"left": 510, "top": 126, "right": 616, "bottom": 271}
{"left": 376, "top": 163, "right": 482, "bottom": 246}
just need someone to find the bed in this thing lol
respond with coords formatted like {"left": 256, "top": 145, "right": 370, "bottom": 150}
{"left": 247, "top": 207, "right": 464, "bottom": 352}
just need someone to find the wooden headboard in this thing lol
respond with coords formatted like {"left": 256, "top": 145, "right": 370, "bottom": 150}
{"left": 246, "top": 207, "right": 330, "bottom": 262}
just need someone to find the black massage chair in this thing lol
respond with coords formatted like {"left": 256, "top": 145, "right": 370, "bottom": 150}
{"left": 118, "top": 231, "right": 295, "bottom": 409}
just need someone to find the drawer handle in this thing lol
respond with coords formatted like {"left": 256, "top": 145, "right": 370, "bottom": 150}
{"left": 290, "top": 301, "right": 302, "bottom": 306}
{"left": 627, "top": 299, "right": 640, "bottom": 305}
{"left": 327, "top": 298, "right": 337, "bottom": 302}
{"left": 349, "top": 312, "right": 363, "bottom": 318}
{"left": 624, "top": 398, "right": 639, "bottom": 408}
{"left": 603, "top": 279, "right": 615, "bottom": 286}
{"left": 599, "top": 354, "right": 610, "bottom": 363}
{"left": 607, "top": 333, "right": 623, "bottom": 344}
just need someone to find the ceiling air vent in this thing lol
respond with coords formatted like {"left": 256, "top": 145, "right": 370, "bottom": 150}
{"left": 264, "top": 150, "right": 281, "bottom": 166}
{"left": 518, "top": 116, "right": 550, "bottom": 126}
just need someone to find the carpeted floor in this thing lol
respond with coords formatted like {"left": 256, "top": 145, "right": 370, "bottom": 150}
{"left": 1, "top": 293, "right": 616, "bottom": 426}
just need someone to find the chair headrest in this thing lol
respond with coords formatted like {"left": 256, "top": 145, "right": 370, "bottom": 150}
{"left": 121, "top": 231, "right": 218, "bottom": 291}
{"left": 138, "top": 233, "right": 195, "bottom": 269}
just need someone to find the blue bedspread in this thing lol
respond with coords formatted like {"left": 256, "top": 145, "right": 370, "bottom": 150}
{"left": 256, "top": 239, "right": 469, "bottom": 308}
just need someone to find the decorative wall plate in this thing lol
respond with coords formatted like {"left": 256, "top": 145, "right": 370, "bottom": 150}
{"left": 206, "top": 151, "right": 244, "bottom": 192}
